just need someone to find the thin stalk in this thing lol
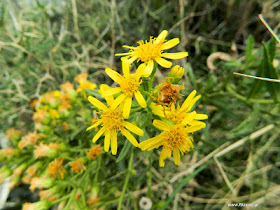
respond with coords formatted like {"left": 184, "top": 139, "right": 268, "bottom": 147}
{"left": 117, "top": 150, "right": 134, "bottom": 210}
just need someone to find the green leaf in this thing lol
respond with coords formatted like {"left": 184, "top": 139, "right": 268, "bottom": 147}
{"left": 116, "top": 140, "right": 131, "bottom": 163}
{"left": 85, "top": 89, "right": 102, "bottom": 98}
{"left": 162, "top": 161, "right": 212, "bottom": 210}
{"left": 186, "top": 63, "right": 197, "bottom": 89}
{"left": 227, "top": 104, "right": 259, "bottom": 137}
{"left": 262, "top": 42, "right": 280, "bottom": 102}
{"left": 245, "top": 35, "right": 255, "bottom": 65}
{"left": 267, "top": 38, "right": 277, "bottom": 60}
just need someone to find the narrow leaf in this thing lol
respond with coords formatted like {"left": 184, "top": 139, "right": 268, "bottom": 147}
{"left": 245, "top": 35, "right": 255, "bottom": 65}
{"left": 162, "top": 162, "right": 212, "bottom": 209}
{"left": 116, "top": 140, "right": 131, "bottom": 163}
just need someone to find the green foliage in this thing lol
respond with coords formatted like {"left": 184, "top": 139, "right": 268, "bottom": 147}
{"left": 1, "top": 0, "right": 280, "bottom": 209}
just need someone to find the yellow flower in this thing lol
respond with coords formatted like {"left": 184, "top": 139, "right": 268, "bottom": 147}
{"left": 76, "top": 80, "right": 96, "bottom": 93}
{"left": 102, "top": 60, "right": 147, "bottom": 118}
{"left": 115, "top": 30, "right": 188, "bottom": 77}
{"left": 151, "top": 90, "right": 208, "bottom": 124}
{"left": 86, "top": 92, "right": 144, "bottom": 155}
{"left": 139, "top": 118, "right": 206, "bottom": 167}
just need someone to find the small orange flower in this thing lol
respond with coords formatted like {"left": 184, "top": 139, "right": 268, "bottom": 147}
{"left": 33, "top": 109, "right": 47, "bottom": 123}
{"left": 3, "top": 147, "right": 16, "bottom": 156}
{"left": 87, "top": 197, "right": 100, "bottom": 206}
{"left": 34, "top": 143, "right": 58, "bottom": 159}
{"left": 13, "top": 163, "right": 27, "bottom": 176}
{"left": 70, "top": 159, "right": 86, "bottom": 173}
{"left": 48, "top": 158, "right": 65, "bottom": 179}
{"left": 62, "top": 122, "right": 69, "bottom": 131}
{"left": 75, "top": 73, "right": 88, "bottom": 82}
{"left": 87, "top": 145, "right": 101, "bottom": 160}
{"left": 19, "top": 132, "right": 39, "bottom": 149}
{"left": 6, "top": 128, "right": 21, "bottom": 140}
{"left": 39, "top": 186, "right": 60, "bottom": 201}
{"left": 22, "top": 175, "right": 32, "bottom": 184}
{"left": 30, "top": 177, "right": 54, "bottom": 192}
{"left": 27, "top": 162, "right": 42, "bottom": 177}
{"left": 60, "top": 82, "right": 74, "bottom": 92}
{"left": 75, "top": 189, "right": 81, "bottom": 200}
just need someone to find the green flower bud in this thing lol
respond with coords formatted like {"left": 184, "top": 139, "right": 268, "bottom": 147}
{"left": 168, "top": 65, "right": 185, "bottom": 83}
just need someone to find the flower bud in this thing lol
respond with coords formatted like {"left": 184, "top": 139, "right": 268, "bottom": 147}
{"left": 30, "top": 177, "right": 55, "bottom": 191}
{"left": 0, "top": 165, "right": 12, "bottom": 184}
{"left": 168, "top": 65, "right": 185, "bottom": 83}
{"left": 23, "top": 200, "right": 52, "bottom": 210}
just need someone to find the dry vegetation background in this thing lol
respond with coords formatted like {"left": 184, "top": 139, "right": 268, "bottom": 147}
{"left": 1, "top": 0, "right": 280, "bottom": 209}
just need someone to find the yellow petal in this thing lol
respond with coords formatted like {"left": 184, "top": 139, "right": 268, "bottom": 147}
{"left": 159, "top": 147, "right": 171, "bottom": 167}
{"left": 115, "top": 52, "right": 133, "bottom": 56}
{"left": 153, "top": 120, "right": 170, "bottom": 131}
{"left": 123, "top": 121, "right": 144, "bottom": 136}
{"left": 121, "top": 129, "right": 139, "bottom": 147}
{"left": 111, "top": 131, "right": 117, "bottom": 155}
{"left": 151, "top": 103, "right": 165, "bottom": 118}
{"left": 155, "top": 57, "right": 172, "bottom": 68}
{"left": 86, "top": 120, "right": 102, "bottom": 131}
{"left": 173, "top": 148, "right": 180, "bottom": 166}
{"left": 147, "top": 140, "right": 163, "bottom": 151}
{"left": 181, "top": 90, "right": 197, "bottom": 111}
{"left": 194, "top": 114, "right": 208, "bottom": 120}
{"left": 99, "top": 84, "right": 114, "bottom": 106}
{"left": 185, "top": 95, "right": 201, "bottom": 112}
{"left": 155, "top": 30, "right": 168, "bottom": 45}
{"left": 88, "top": 96, "right": 108, "bottom": 111}
{"left": 161, "top": 52, "right": 188, "bottom": 59}
{"left": 162, "top": 38, "right": 179, "bottom": 50}
{"left": 105, "top": 68, "right": 123, "bottom": 84}
{"left": 102, "top": 87, "right": 122, "bottom": 96}
{"left": 181, "top": 111, "right": 196, "bottom": 126}
{"left": 104, "top": 131, "right": 111, "bottom": 152}
{"left": 92, "top": 127, "right": 106, "bottom": 143}
{"left": 127, "top": 56, "right": 137, "bottom": 64}
{"left": 134, "top": 63, "right": 146, "bottom": 80}
{"left": 122, "top": 59, "right": 130, "bottom": 78}
{"left": 142, "top": 60, "right": 154, "bottom": 77}
{"left": 190, "top": 121, "right": 206, "bottom": 127}
{"left": 139, "top": 135, "right": 164, "bottom": 151}
{"left": 123, "top": 97, "right": 132, "bottom": 119}
{"left": 135, "top": 91, "right": 147, "bottom": 108}
{"left": 111, "top": 94, "right": 126, "bottom": 109}
{"left": 122, "top": 45, "right": 135, "bottom": 49}
{"left": 185, "top": 124, "right": 205, "bottom": 133}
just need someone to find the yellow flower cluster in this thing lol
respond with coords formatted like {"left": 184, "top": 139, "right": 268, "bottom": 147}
{"left": 87, "top": 30, "right": 207, "bottom": 167}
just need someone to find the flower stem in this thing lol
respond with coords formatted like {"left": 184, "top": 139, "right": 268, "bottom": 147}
{"left": 117, "top": 150, "right": 134, "bottom": 210}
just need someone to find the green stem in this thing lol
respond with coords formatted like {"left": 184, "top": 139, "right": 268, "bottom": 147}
{"left": 117, "top": 150, "right": 134, "bottom": 210}
{"left": 147, "top": 155, "right": 153, "bottom": 198}
{"left": 148, "top": 62, "right": 157, "bottom": 91}
{"left": 51, "top": 193, "right": 72, "bottom": 205}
